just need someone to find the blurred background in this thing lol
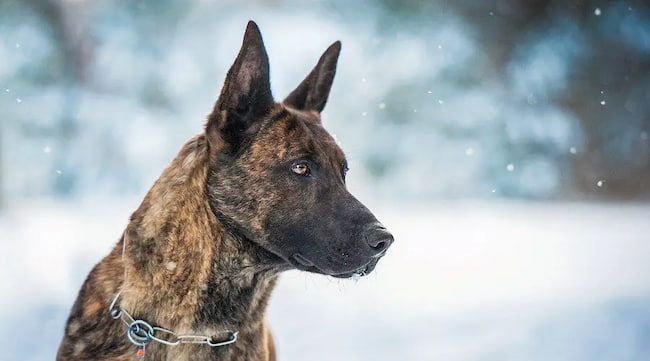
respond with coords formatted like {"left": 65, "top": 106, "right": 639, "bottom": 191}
{"left": 1, "top": 0, "right": 650, "bottom": 360}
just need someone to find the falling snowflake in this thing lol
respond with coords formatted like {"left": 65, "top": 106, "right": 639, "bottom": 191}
{"left": 437, "top": 99, "right": 444, "bottom": 105}
{"left": 361, "top": 112, "right": 367, "bottom": 117}
{"left": 16, "top": 98, "right": 21, "bottom": 103}
{"left": 506, "top": 164, "right": 515, "bottom": 172}
{"left": 43, "top": 146, "right": 51, "bottom": 154}
{"left": 594, "top": 8, "right": 601, "bottom": 16}
{"left": 600, "top": 100, "right": 606, "bottom": 106}
{"left": 465, "top": 147, "right": 474, "bottom": 156}
{"left": 597, "top": 180, "right": 604, "bottom": 187}
{"left": 378, "top": 102, "right": 386, "bottom": 109}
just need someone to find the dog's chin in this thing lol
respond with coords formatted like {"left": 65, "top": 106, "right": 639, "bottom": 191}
{"left": 328, "top": 259, "right": 379, "bottom": 279}
{"left": 289, "top": 253, "right": 380, "bottom": 279}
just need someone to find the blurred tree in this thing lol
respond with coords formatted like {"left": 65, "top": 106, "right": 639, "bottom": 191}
{"left": 373, "top": 0, "right": 650, "bottom": 199}
{"left": 26, "top": 0, "right": 95, "bottom": 195}
{"left": 2, "top": 0, "right": 649, "bottom": 201}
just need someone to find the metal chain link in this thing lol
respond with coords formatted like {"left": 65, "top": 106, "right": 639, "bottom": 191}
{"left": 108, "top": 293, "right": 238, "bottom": 358}
{"left": 109, "top": 303, "right": 238, "bottom": 352}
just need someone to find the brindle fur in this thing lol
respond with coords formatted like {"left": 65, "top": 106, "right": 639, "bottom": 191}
{"left": 57, "top": 21, "right": 392, "bottom": 361}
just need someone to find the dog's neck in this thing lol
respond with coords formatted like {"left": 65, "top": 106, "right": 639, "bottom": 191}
{"left": 118, "top": 135, "right": 279, "bottom": 336}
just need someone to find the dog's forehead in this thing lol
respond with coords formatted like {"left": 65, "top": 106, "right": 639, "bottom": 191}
{"left": 254, "top": 106, "right": 346, "bottom": 165}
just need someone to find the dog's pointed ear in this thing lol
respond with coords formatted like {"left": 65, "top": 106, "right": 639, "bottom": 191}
{"left": 283, "top": 41, "right": 341, "bottom": 113}
{"left": 206, "top": 21, "right": 274, "bottom": 154}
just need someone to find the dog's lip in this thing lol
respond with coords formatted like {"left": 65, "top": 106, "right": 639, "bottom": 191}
{"left": 290, "top": 253, "right": 380, "bottom": 278}
{"left": 287, "top": 253, "right": 319, "bottom": 273}
{"left": 291, "top": 253, "right": 315, "bottom": 267}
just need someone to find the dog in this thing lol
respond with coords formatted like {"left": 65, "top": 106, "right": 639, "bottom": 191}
{"left": 56, "top": 21, "right": 393, "bottom": 361}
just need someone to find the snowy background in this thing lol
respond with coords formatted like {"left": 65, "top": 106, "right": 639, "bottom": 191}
{"left": 1, "top": 0, "right": 650, "bottom": 360}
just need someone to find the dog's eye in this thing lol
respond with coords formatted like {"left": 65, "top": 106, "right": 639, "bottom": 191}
{"left": 291, "top": 162, "right": 311, "bottom": 176}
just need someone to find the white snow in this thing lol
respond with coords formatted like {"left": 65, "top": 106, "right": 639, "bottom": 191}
{"left": 1, "top": 201, "right": 650, "bottom": 360}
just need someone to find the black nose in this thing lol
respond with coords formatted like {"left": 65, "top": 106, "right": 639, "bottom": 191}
{"left": 364, "top": 224, "right": 394, "bottom": 255}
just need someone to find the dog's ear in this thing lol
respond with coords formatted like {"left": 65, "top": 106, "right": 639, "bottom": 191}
{"left": 283, "top": 41, "right": 341, "bottom": 113}
{"left": 206, "top": 21, "right": 274, "bottom": 155}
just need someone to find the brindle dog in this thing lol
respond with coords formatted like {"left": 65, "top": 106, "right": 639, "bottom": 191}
{"left": 57, "top": 21, "right": 393, "bottom": 361}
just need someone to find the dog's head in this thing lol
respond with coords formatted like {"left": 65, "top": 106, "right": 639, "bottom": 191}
{"left": 205, "top": 21, "right": 393, "bottom": 278}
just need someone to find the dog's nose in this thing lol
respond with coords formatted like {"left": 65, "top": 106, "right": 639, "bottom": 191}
{"left": 364, "top": 224, "right": 394, "bottom": 255}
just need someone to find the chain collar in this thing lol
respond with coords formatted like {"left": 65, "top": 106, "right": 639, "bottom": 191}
{"left": 108, "top": 293, "right": 238, "bottom": 358}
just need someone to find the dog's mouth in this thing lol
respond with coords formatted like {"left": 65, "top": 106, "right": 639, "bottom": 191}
{"left": 289, "top": 253, "right": 380, "bottom": 279}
